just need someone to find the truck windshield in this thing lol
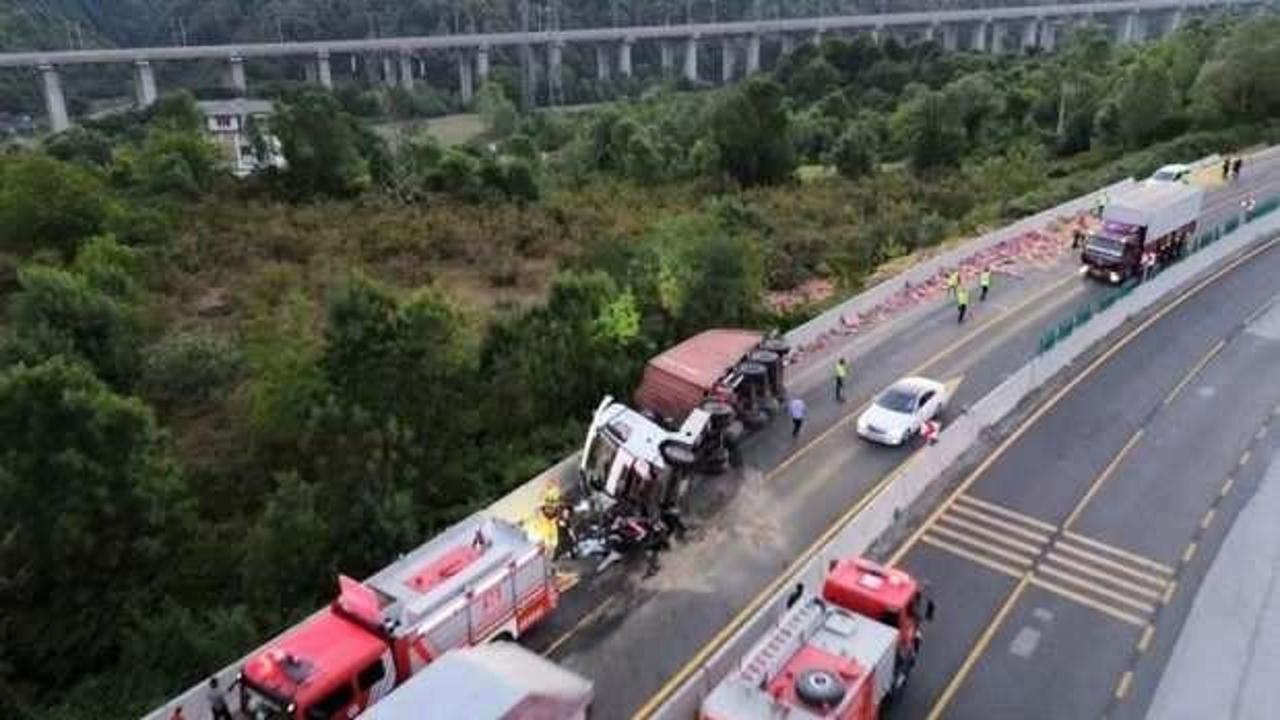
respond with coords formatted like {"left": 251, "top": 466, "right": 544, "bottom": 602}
{"left": 1086, "top": 234, "right": 1126, "bottom": 258}
{"left": 241, "top": 683, "right": 290, "bottom": 720}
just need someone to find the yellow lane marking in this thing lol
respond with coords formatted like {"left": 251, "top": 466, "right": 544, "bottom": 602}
{"left": 1040, "top": 552, "right": 1164, "bottom": 601}
{"left": 1163, "top": 581, "right": 1178, "bottom": 605}
{"left": 956, "top": 493, "right": 1058, "bottom": 533}
{"left": 927, "top": 524, "right": 1038, "bottom": 567}
{"left": 1201, "top": 508, "right": 1216, "bottom": 531}
{"left": 1061, "top": 530, "right": 1176, "bottom": 575}
{"left": 1162, "top": 338, "right": 1226, "bottom": 406}
{"left": 1029, "top": 576, "right": 1147, "bottom": 627}
{"left": 935, "top": 514, "right": 1045, "bottom": 556}
{"left": 1221, "top": 477, "right": 1235, "bottom": 497}
{"left": 921, "top": 534, "right": 1024, "bottom": 579}
{"left": 1115, "top": 670, "right": 1134, "bottom": 700}
{"left": 1240, "top": 450, "right": 1252, "bottom": 467}
{"left": 1036, "top": 565, "right": 1158, "bottom": 613}
{"left": 949, "top": 503, "right": 1053, "bottom": 544}
{"left": 1182, "top": 542, "right": 1198, "bottom": 564}
{"left": 545, "top": 596, "right": 617, "bottom": 657}
{"left": 1137, "top": 624, "right": 1155, "bottom": 653}
{"left": 1052, "top": 542, "right": 1170, "bottom": 588}
{"left": 1062, "top": 429, "right": 1144, "bottom": 529}
{"left": 925, "top": 576, "right": 1032, "bottom": 720}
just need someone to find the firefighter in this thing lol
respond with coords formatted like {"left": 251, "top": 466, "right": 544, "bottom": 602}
{"left": 206, "top": 678, "right": 232, "bottom": 720}
{"left": 525, "top": 488, "right": 561, "bottom": 557}
{"left": 956, "top": 285, "right": 969, "bottom": 324}
{"left": 979, "top": 266, "right": 992, "bottom": 301}
{"left": 834, "top": 357, "right": 849, "bottom": 403}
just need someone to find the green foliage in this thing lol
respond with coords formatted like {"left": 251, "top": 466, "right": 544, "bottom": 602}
{"left": 706, "top": 76, "right": 796, "bottom": 186}
{"left": 141, "top": 332, "right": 243, "bottom": 406}
{"left": 1114, "top": 58, "right": 1175, "bottom": 147}
{"left": 43, "top": 127, "right": 114, "bottom": 167}
{"left": 1189, "top": 18, "right": 1280, "bottom": 125}
{"left": 0, "top": 153, "right": 114, "bottom": 256}
{"left": 830, "top": 122, "right": 878, "bottom": 180}
{"left": 905, "top": 90, "right": 964, "bottom": 174}
{"left": 0, "top": 357, "right": 185, "bottom": 689}
{"left": 274, "top": 91, "right": 372, "bottom": 198}
{"left": 118, "top": 127, "right": 223, "bottom": 197}
{"left": 476, "top": 82, "right": 519, "bottom": 137}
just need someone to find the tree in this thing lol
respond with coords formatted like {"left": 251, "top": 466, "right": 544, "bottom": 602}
{"left": 0, "top": 153, "right": 113, "bottom": 256}
{"left": 1114, "top": 58, "right": 1174, "bottom": 147}
{"left": 274, "top": 91, "right": 371, "bottom": 198}
{"left": 7, "top": 263, "right": 143, "bottom": 389}
{"left": 904, "top": 90, "right": 964, "bottom": 174}
{"left": 830, "top": 122, "right": 877, "bottom": 180}
{"left": 943, "top": 72, "right": 1004, "bottom": 146}
{"left": 1189, "top": 18, "right": 1280, "bottom": 125}
{"left": 121, "top": 127, "right": 223, "bottom": 197}
{"left": 476, "top": 82, "right": 518, "bottom": 137}
{"left": 706, "top": 76, "right": 795, "bottom": 186}
{"left": 0, "top": 357, "right": 185, "bottom": 688}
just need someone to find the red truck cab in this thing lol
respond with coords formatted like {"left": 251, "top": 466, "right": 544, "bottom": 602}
{"left": 824, "top": 557, "right": 934, "bottom": 664}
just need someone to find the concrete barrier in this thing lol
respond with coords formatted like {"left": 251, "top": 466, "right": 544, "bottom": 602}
{"left": 645, "top": 207, "right": 1280, "bottom": 720}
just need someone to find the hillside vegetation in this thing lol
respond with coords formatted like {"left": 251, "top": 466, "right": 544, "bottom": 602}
{"left": 1, "top": 15, "right": 1279, "bottom": 719}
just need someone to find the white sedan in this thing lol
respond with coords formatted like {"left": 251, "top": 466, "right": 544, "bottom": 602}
{"left": 856, "top": 377, "right": 948, "bottom": 446}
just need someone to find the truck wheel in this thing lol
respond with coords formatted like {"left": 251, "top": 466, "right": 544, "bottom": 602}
{"left": 660, "top": 442, "right": 696, "bottom": 468}
{"left": 795, "top": 669, "right": 846, "bottom": 709}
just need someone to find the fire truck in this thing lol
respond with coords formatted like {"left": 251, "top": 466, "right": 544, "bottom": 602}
{"left": 701, "top": 557, "right": 935, "bottom": 720}
{"left": 237, "top": 515, "right": 557, "bottom": 720}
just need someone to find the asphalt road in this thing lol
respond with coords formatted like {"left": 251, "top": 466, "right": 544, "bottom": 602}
{"left": 516, "top": 151, "right": 1280, "bottom": 720}
{"left": 888, "top": 223, "right": 1280, "bottom": 720}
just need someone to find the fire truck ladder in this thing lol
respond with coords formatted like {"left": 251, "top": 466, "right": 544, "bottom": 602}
{"left": 739, "top": 598, "right": 825, "bottom": 689}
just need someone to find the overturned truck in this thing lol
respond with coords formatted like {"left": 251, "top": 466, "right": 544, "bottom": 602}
{"left": 579, "top": 329, "right": 788, "bottom": 519}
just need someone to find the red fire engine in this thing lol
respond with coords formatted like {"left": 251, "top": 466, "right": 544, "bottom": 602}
{"left": 237, "top": 515, "right": 557, "bottom": 719}
{"left": 701, "top": 557, "right": 934, "bottom": 720}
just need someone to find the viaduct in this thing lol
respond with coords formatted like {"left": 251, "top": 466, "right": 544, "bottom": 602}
{"left": 0, "top": 0, "right": 1268, "bottom": 132}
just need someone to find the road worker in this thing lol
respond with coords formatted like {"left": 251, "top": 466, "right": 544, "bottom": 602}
{"left": 979, "top": 266, "right": 992, "bottom": 301}
{"left": 956, "top": 285, "right": 969, "bottom": 324}
{"left": 1095, "top": 192, "right": 1108, "bottom": 217}
{"left": 945, "top": 269, "right": 959, "bottom": 298}
{"left": 834, "top": 357, "right": 849, "bottom": 403}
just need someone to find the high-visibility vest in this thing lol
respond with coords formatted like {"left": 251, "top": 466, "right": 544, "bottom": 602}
{"left": 835, "top": 362, "right": 848, "bottom": 380}
{"left": 957, "top": 287, "right": 969, "bottom": 305}
{"left": 980, "top": 271, "right": 991, "bottom": 288}
{"left": 947, "top": 273, "right": 959, "bottom": 288}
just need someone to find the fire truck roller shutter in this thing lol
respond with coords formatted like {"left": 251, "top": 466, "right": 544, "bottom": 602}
{"left": 796, "top": 668, "right": 847, "bottom": 709}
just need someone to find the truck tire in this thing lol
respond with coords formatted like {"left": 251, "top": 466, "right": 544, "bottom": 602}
{"left": 762, "top": 337, "right": 791, "bottom": 357}
{"left": 659, "top": 442, "right": 697, "bottom": 468}
{"left": 736, "top": 361, "right": 768, "bottom": 380}
{"left": 795, "top": 669, "right": 846, "bottom": 709}
{"left": 700, "top": 400, "right": 736, "bottom": 431}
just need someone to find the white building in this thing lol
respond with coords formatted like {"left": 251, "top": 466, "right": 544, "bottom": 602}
{"left": 195, "top": 99, "right": 286, "bottom": 177}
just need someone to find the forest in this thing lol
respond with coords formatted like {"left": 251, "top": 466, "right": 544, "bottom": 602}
{"left": 1, "top": 12, "right": 1279, "bottom": 719}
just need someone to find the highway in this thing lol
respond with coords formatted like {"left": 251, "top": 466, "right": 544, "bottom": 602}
{"left": 516, "top": 151, "right": 1280, "bottom": 719}
{"left": 888, "top": 218, "right": 1280, "bottom": 720}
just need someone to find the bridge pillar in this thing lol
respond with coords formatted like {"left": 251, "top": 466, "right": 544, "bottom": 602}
{"left": 684, "top": 36, "right": 699, "bottom": 83}
{"left": 1040, "top": 21, "right": 1057, "bottom": 52}
{"left": 991, "top": 22, "right": 1009, "bottom": 53}
{"left": 1120, "top": 12, "right": 1141, "bottom": 43}
{"left": 812, "top": 27, "right": 824, "bottom": 47}
{"left": 721, "top": 37, "right": 735, "bottom": 84}
{"left": 660, "top": 41, "right": 674, "bottom": 76}
{"left": 399, "top": 51, "right": 415, "bottom": 90}
{"left": 38, "top": 63, "right": 69, "bottom": 133}
{"left": 477, "top": 45, "right": 491, "bottom": 83}
{"left": 317, "top": 50, "right": 333, "bottom": 89}
{"left": 618, "top": 39, "right": 633, "bottom": 77}
{"left": 224, "top": 56, "right": 247, "bottom": 95}
{"left": 548, "top": 41, "right": 564, "bottom": 103}
{"left": 746, "top": 34, "right": 761, "bottom": 74}
{"left": 1166, "top": 8, "right": 1184, "bottom": 34}
{"left": 381, "top": 55, "right": 395, "bottom": 86}
{"left": 941, "top": 23, "right": 959, "bottom": 51}
{"left": 924, "top": 23, "right": 937, "bottom": 44}
{"left": 133, "top": 59, "right": 158, "bottom": 108}
{"left": 459, "top": 52, "right": 474, "bottom": 104}
{"left": 596, "top": 44, "right": 610, "bottom": 81}
{"left": 1021, "top": 19, "right": 1040, "bottom": 51}
{"left": 781, "top": 33, "right": 795, "bottom": 55}
{"left": 971, "top": 21, "right": 989, "bottom": 52}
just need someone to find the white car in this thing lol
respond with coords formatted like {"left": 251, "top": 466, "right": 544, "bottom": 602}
{"left": 1150, "top": 164, "right": 1192, "bottom": 184}
{"left": 857, "top": 376, "right": 948, "bottom": 446}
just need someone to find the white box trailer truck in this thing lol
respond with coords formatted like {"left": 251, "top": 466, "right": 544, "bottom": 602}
{"left": 1083, "top": 181, "right": 1204, "bottom": 283}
